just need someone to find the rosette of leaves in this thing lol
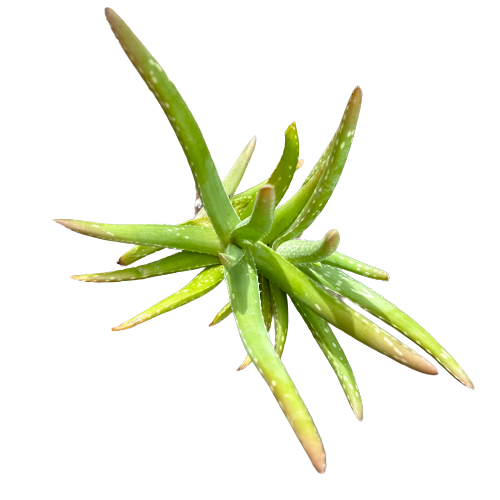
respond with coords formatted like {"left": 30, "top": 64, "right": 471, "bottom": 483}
{"left": 56, "top": 8, "right": 473, "bottom": 474}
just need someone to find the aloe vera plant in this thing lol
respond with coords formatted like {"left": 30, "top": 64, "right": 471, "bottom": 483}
{"left": 56, "top": 8, "right": 473, "bottom": 474}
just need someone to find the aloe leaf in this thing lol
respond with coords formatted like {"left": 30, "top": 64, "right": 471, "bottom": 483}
{"left": 112, "top": 266, "right": 224, "bottom": 330}
{"left": 273, "top": 87, "right": 362, "bottom": 248}
{"left": 118, "top": 245, "right": 163, "bottom": 267}
{"left": 270, "top": 281, "right": 289, "bottom": 358}
{"left": 301, "top": 264, "right": 473, "bottom": 389}
{"left": 209, "top": 301, "right": 232, "bottom": 326}
{"left": 230, "top": 185, "right": 275, "bottom": 243}
{"left": 117, "top": 216, "right": 213, "bottom": 267}
{"left": 263, "top": 163, "right": 326, "bottom": 244}
{"left": 224, "top": 252, "right": 326, "bottom": 473}
{"left": 292, "top": 299, "right": 363, "bottom": 420}
{"left": 118, "top": 202, "right": 246, "bottom": 267}
{"left": 196, "top": 136, "right": 257, "bottom": 218}
{"left": 276, "top": 230, "right": 340, "bottom": 264}
{"left": 181, "top": 216, "right": 214, "bottom": 228}
{"left": 239, "top": 123, "right": 299, "bottom": 220}
{"left": 55, "top": 219, "right": 223, "bottom": 255}
{"left": 237, "top": 274, "right": 274, "bottom": 371}
{"left": 251, "top": 241, "right": 437, "bottom": 375}
{"left": 105, "top": 9, "right": 239, "bottom": 245}
{"left": 72, "top": 251, "right": 219, "bottom": 282}
{"left": 324, "top": 252, "right": 389, "bottom": 281}
{"left": 219, "top": 243, "right": 246, "bottom": 269}
{"left": 302, "top": 130, "right": 338, "bottom": 187}
{"left": 230, "top": 181, "right": 267, "bottom": 212}
{"left": 118, "top": 156, "right": 306, "bottom": 267}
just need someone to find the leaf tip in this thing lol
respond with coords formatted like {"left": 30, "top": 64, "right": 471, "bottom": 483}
{"left": 459, "top": 372, "right": 475, "bottom": 390}
{"left": 314, "top": 455, "right": 327, "bottom": 474}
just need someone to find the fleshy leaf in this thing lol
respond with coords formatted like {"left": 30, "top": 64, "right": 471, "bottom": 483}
{"left": 263, "top": 162, "right": 326, "bottom": 244}
{"left": 196, "top": 136, "right": 256, "bottom": 218}
{"left": 324, "top": 252, "right": 389, "bottom": 281}
{"left": 219, "top": 243, "right": 246, "bottom": 269}
{"left": 112, "top": 265, "right": 224, "bottom": 330}
{"left": 301, "top": 131, "right": 338, "bottom": 186}
{"left": 118, "top": 244, "right": 163, "bottom": 267}
{"left": 224, "top": 252, "right": 326, "bottom": 473}
{"left": 230, "top": 185, "right": 275, "bottom": 243}
{"left": 270, "top": 281, "right": 289, "bottom": 358}
{"left": 209, "top": 301, "right": 232, "bottom": 326}
{"left": 237, "top": 274, "right": 273, "bottom": 371}
{"left": 118, "top": 191, "right": 254, "bottom": 267}
{"left": 105, "top": 8, "right": 239, "bottom": 246}
{"left": 72, "top": 251, "right": 219, "bottom": 282}
{"left": 273, "top": 87, "right": 362, "bottom": 248}
{"left": 55, "top": 219, "right": 223, "bottom": 255}
{"left": 276, "top": 230, "right": 340, "bottom": 264}
{"left": 239, "top": 123, "right": 299, "bottom": 220}
{"left": 301, "top": 264, "right": 473, "bottom": 389}
{"left": 293, "top": 299, "right": 363, "bottom": 420}
{"left": 251, "top": 241, "right": 437, "bottom": 375}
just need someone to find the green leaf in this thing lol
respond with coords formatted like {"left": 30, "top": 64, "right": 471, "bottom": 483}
{"left": 219, "top": 243, "right": 246, "bottom": 269}
{"left": 117, "top": 191, "right": 254, "bottom": 267}
{"left": 264, "top": 162, "right": 326, "bottom": 244}
{"left": 118, "top": 244, "right": 163, "bottom": 267}
{"left": 293, "top": 299, "right": 363, "bottom": 421}
{"left": 224, "top": 252, "right": 326, "bottom": 473}
{"left": 55, "top": 220, "right": 223, "bottom": 256}
{"left": 196, "top": 136, "right": 256, "bottom": 218}
{"left": 105, "top": 8, "right": 239, "bottom": 246}
{"left": 323, "top": 252, "right": 389, "bottom": 281}
{"left": 276, "top": 230, "right": 340, "bottom": 264}
{"left": 270, "top": 281, "right": 289, "bottom": 359}
{"left": 237, "top": 274, "right": 273, "bottom": 371}
{"left": 301, "top": 131, "right": 338, "bottom": 186}
{"left": 209, "top": 301, "right": 232, "bottom": 326}
{"left": 239, "top": 123, "right": 299, "bottom": 220}
{"left": 230, "top": 185, "right": 276, "bottom": 243}
{"left": 301, "top": 264, "right": 473, "bottom": 389}
{"left": 273, "top": 87, "right": 362, "bottom": 248}
{"left": 72, "top": 251, "right": 220, "bottom": 282}
{"left": 112, "top": 265, "right": 224, "bottom": 330}
{"left": 251, "top": 241, "right": 438, "bottom": 375}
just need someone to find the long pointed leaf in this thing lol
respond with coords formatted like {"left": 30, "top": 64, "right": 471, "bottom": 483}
{"left": 196, "top": 136, "right": 256, "bottom": 219}
{"left": 273, "top": 87, "right": 362, "bottom": 248}
{"left": 251, "top": 241, "right": 437, "bottom": 375}
{"left": 293, "top": 299, "right": 363, "bottom": 421}
{"left": 224, "top": 252, "right": 326, "bottom": 473}
{"left": 237, "top": 274, "right": 273, "bottom": 371}
{"left": 72, "top": 251, "right": 219, "bottom": 282}
{"left": 302, "top": 131, "right": 338, "bottom": 187}
{"left": 270, "top": 281, "right": 289, "bottom": 358}
{"left": 263, "top": 162, "right": 326, "bottom": 244}
{"left": 209, "top": 301, "right": 232, "bottom": 326}
{"left": 324, "top": 252, "right": 389, "bottom": 281}
{"left": 112, "top": 266, "right": 224, "bottom": 330}
{"left": 105, "top": 9, "right": 239, "bottom": 245}
{"left": 239, "top": 123, "right": 299, "bottom": 220}
{"left": 56, "top": 220, "right": 222, "bottom": 255}
{"left": 302, "top": 264, "right": 473, "bottom": 389}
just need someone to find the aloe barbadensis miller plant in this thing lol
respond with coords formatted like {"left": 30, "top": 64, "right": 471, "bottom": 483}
{"left": 56, "top": 8, "right": 474, "bottom": 474}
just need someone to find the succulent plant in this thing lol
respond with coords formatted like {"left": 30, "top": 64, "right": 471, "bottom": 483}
{"left": 56, "top": 8, "right": 473, "bottom": 474}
